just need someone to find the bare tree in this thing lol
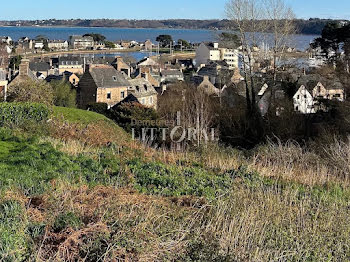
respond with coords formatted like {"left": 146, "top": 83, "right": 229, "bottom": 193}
{"left": 264, "top": 0, "right": 296, "bottom": 82}
{"left": 225, "top": 0, "right": 267, "bottom": 114}
{"left": 226, "top": 0, "right": 295, "bottom": 114}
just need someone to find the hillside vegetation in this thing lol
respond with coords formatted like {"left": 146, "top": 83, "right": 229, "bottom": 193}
{"left": 1, "top": 104, "right": 350, "bottom": 261}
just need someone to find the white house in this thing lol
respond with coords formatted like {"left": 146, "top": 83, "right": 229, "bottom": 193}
{"left": 48, "top": 40, "right": 69, "bottom": 50}
{"left": 293, "top": 85, "right": 315, "bottom": 114}
{"left": 195, "top": 42, "right": 239, "bottom": 70}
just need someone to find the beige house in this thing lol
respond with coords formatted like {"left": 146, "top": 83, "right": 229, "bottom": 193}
{"left": 58, "top": 56, "right": 84, "bottom": 74}
{"left": 112, "top": 56, "right": 131, "bottom": 77}
{"left": 312, "top": 82, "right": 345, "bottom": 101}
{"left": 78, "top": 64, "right": 130, "bottom": 108}
{"left": 48, "top": 40, "right": 69, "bottom": 50}
{"left": 63, "top": 71, "right": 80, "bottom": 87}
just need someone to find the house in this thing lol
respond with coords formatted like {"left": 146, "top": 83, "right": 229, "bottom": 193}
{"left": 58, "top": 56, "right": 84, "bottom": 74}
{"left": 191, "top": 75, "right": 220, "bottom": 96}
{"left": 69, "top": 35, "right": 94, "bottom": 50}
{"left": 144, "top": 40, "right": 153, "bottom": 51}
{"left": 294, "top": 76, "right": 345, "bottom": 114}
{"left": 160, "top": 70, "right": 184, "bottom": 83}
{"left": 34, "top": 41, "right": 44, "bottom": 50}
{"left": 0, "top": 36, "right": 12, "bottom": 45}
{"left": 257, "top": 82, "right": 286, "bottom": 116}
{"left": 63, "top": 71, "right": 80, "bottom": 87}
{"left": 8, "top": 59, "right": 37, "bottom": 87}
{"left": 195, "top": 42, "right": 239, "bottom": 70}
{"left": 48, "top": 40, "right": 69, "bottom": 51}
{"left": 293, "top": 85, "right": 316, "bottom": 114}
{"left": 94, "top": 42, "right": 106, "bottom": 50}
{"left": 133, "top": 67, "right": 160, "bottom": 87}
{"left": 312, "top": 81, "right": 345, "bottom": 102}
{"left": 0, "top": 69, "right": 8, "bottom": 100}
{"left": 78, "top": 64, "right": 131, "bottom": 108}
{"left": 29, "top": 62, "right": 51, "bottom": 77}
{"left": 17, "top": 37, "right": 33, "bottom": 50}
{"left": 126, "top": 78, "right": 158, "bottom": 109}
{"left": 137, "top": 57, "right": 159, "bottom": 68}
{"left": 112, "top": 56, "right": 131, "bottom": 77}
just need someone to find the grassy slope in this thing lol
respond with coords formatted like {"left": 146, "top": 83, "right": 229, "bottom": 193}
{"left": 1, "top": 107, "right": 350, "bottom": 261}
{"left": 52, "top": 107, "right": 109, "bottom": 124}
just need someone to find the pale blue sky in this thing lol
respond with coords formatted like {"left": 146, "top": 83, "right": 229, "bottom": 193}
{"left": 1, "top": 0, "right": 349, "bottom": 20}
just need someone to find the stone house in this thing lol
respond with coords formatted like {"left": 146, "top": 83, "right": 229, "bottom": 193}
{"left": 78, "top": 64, "right": 130, "bottom": 108}
{"left": 112, "top": 56, "right": 131, "bottom": 77}
{"left": 126, "top": 78, "right": 158, "bottom": 109}
{"left": 8, "top": 59, "right": 38, "bottom": 87}
{"left": 29, "top": 62, "right": 51, "bottom": 77}
{"left": 312, "top": 81, "right": 345, "bottom": 101}
{"left": 58, "top": 56, "right": 84, "bottom": 74}
{"left": 191, "top": 75, "right": 219, "bottom": 96}
{"left": 63, "top": 71, "right": 80, "bottom": 87}
{"left": 160, "top": 69, "right": 184, "bottom": 83}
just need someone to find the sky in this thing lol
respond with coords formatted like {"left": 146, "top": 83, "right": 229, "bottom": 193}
{"left": 1, "top": 0, "right": 350, "bottom": 20}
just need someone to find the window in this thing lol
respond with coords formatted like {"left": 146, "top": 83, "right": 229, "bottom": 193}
{"left": 149, "top": 97, "right": 153, "bottom": 104}
{"left": 121, "top": 91, "right": 125, "bottom": 99}
{"left": 107, "top": 92, "right": 111, "bottom": 99}
{"left": 297, "top": 95, "right": 300, "bottom": 99}
{"left": 295, "top": 106, "right": 299, "bottom": 111}
{"left": 112, "top": 76, "right": 117, "bottom": 81}
{"left": 304, "top": 95, "right": 307, "bottom": 99}
{"left": 141, "top": 98, "right": 145, "bottom": 104}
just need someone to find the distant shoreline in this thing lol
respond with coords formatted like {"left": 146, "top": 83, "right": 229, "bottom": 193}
{"left": 0, "top": 25, "right": 320, "bottom": 36}
{"left": 0, "top": 18, "right": 340, "bottom": 35}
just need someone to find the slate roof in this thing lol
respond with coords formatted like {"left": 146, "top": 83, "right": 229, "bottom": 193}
{"left": 29, "top": 62, "right": 50, "bottom": 72}
{"left": 128, "top": 78, "right": 157, "bottom": 98}
{"left": 89, "top": 65, "right": 130, "bottom": 88}
{"left": 161, "top": 70, "right": 183, "bottom": 77}
{"left": 297, "top": 75, "right": 344, "bottom": 91}
{"left": 59, "top": 56, "right": 84, "bottom": 65}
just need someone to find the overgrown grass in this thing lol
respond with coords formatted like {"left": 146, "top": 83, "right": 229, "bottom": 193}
{"left": 1, "top": 104, "right": 350, "bottom": 261}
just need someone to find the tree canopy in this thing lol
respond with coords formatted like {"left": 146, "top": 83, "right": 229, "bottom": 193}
{"left": 83, "top": 33, "right": 106, "bottom": 42}
{"left": 156, "top": 35, "right": 173, "bottom": 47}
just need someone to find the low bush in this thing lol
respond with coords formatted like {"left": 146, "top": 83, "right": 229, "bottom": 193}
{"left": 128, "top": 159, "right": 257, "bottom": 199}
{"left": 0, "top": 102, "right": 49, "bottom": 128}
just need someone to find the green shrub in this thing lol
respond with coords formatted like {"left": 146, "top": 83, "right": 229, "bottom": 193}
{"left": 0, "top": 200, "right": 30, "bottom": 261}
{"left": 53, "top": 212, "right": 82, "bottom": 232}
{"left": 128, "top": 159, "right": 243, "bottom": 199}
{"left": 0, "top": 102, "right": 49, "bottom": 128}
{"left": 87, "top": 102, "right": 108, "bottom": 115}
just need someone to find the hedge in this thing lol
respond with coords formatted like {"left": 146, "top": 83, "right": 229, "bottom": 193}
{"left": 0, "top": 102, "right": 50, "bottom": 127}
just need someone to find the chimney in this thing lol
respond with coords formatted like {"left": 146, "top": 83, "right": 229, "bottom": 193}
{"left": 203, "top": 75, "right": 209, "bottom": 82}
{"left": 213, "top": 43, "right": 219, "bottom": 49}
{"left": 19, "top": 58, "right": 30, "bottom": 76}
